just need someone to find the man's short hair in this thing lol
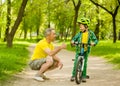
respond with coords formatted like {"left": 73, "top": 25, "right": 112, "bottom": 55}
{"left": 44, "top": 28, "right": 54, "bottom": 37}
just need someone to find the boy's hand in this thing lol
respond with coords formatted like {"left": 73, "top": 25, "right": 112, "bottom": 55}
{"left": 71, "top": 41, "right": 75, "bottom": 46}
{"left": 90, "top": 43, "right": 95, "bottom": 46}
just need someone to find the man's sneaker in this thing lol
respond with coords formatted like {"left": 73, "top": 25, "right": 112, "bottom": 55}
{"left": 42, "top": 74, "right": 50, "bottom": 80}
{"left": 70, "top": 76, "right": 75, "bottom": 81}
{"left": 33, "top": 76, "right": 44, "bottom": 82}
{"left": 82, "top": 78, "right": 86, "bottom": 83}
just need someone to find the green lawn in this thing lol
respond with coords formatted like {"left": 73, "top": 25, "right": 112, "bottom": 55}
{"left": 90, "top": 40, "right": 120, "bottom": 69}
{"left": 66, "top": 40, "right": 120, "bottom": 69}
{"left": 0, "top": 41, "right": 30, "bottom": 81}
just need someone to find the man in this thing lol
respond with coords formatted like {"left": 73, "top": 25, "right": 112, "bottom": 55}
{"left": 70, "top": 18, "right": 98, "bottom": 82}
{"left": 29, "top": 28, "right": 66, "bottom": 81}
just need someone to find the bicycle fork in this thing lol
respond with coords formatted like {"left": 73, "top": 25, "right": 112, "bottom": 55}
{"left": 80, "top": 56, "right": 85, "bottom": 71}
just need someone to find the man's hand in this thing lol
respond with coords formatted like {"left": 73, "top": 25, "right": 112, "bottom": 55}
{"left": 60, "top": 43, "right": 67, "bottom": 49}
{"left": 58, "top": 61, "right": 63, "bottom": 70}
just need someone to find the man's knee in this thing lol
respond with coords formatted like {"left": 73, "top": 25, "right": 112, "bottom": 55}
{"left": 46, "top": 56, "right": 54, "bottom": 66}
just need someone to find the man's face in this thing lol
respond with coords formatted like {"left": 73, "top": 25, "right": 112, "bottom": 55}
{"left": 79, "top": 24, "right": 86, "bottom": 32}
{"left": 49, "top": 30, "right": 56, "bottom": 41}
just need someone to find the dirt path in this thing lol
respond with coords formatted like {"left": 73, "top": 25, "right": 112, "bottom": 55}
{"left": 3, "top": 44, "right": 120, "bottom": 86}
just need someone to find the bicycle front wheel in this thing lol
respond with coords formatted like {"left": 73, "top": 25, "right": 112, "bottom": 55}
{"left": 75, "top": 57, "right": 83, "bottom": 84}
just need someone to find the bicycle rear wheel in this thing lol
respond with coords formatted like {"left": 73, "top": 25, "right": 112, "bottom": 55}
{"left": 75, "top": 57, "right": 83, "bottom": 84}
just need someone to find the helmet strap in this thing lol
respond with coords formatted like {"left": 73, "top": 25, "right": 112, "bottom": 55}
{"left": 83, "top": 29, "right": 86, "bottom": 33}
{"left": 82, "top": 25, "right": 88, "bottom": 33}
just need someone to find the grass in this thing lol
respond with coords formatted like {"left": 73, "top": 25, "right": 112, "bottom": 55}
{"left": 66, "top": 40, "right": 120, "bottom": 69}
{"left": 90, "top": 40, "right": 120, "bottom": 69}
{"left": 0, "top": 41, "right": 30, "bottom": 82}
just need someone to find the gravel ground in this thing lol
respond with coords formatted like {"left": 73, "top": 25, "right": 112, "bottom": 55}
{"left": 1, "top": 44, "right": 120, "bottom": 86}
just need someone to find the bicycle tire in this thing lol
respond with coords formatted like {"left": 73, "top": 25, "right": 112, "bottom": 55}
{"left": 75, "top": 57, "right": 83, "bottom": 84}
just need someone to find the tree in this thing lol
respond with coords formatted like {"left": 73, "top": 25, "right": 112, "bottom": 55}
{"left": 0, "top": 0, "right": 2, "bottom": 39}
{"left": 118, "top": 29, "right": 120, "bottom": 40}
{"left": 94, "top": 3, "right": 100, "bottom": 40}
{"left": 50, "top": 0, "right": 73, "bottom": 40}
{"left": 90, "top": 0, "right": 120, "bottom": 43}
{"left": 66, "top": 0, "right": 81, "bottom": 38}
{"left": 6, "top": 0, "right": 28, "bottom": 47}
{"left": 23, "top": 0, "right": 44, "bottom": 40}
{"left": 4, "top": 0, "right": 11, "bottom": 41}
{"left": 48, "top": 0, "right": 51, "bottom": 28}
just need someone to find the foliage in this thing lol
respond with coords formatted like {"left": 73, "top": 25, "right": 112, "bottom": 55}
{"left": 0, "top": 0, "right": 120, "bottom": 45}
{"left": 52, "top": 0, "right": 74, "bottom": 40}
{"left": 0, "top": 42, "right": 29, "bottom": 81}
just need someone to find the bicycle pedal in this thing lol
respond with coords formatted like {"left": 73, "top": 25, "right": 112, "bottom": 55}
{"left": 72, "top": 59, "right": 75, "bottom": 61}
{"left": 86, "top": 75, "right": 90, "bottom": 79}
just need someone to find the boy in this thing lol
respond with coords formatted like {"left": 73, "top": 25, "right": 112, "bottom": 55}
{"left": 70, "top": 18, "right": 98, "bottom": 82}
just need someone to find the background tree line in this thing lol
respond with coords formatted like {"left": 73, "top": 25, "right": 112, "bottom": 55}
{"left": 0, "top": 0, "right": 120, "bottom": 47}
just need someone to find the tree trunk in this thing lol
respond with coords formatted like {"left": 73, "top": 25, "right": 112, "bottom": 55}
{"left": 94, "top": 6, "right": 100, "bottom": 40}
{"left": 37, "top": 28, "right": 39, "bottom": 39}
{"left": 72, "top": 0, "right": 81, "bottom": 38}
{"left": 94, "top": 19, "right": 100, "bottom": 40}
{"left": 19, "top": 29, "right": 23, "bottom": 38}
{"left": 6, "top": 0, "right": 28, "bottom": 47}
{"left": 72, "top": 9, "right": 78, "bottom": 38}
{"left": 4, "top": 0, "right": 11, "bottom": 42}
{"left": 6, "top": 33, "right": 13, "bottom": 47}
{"left": 24, "top": 29, "right": 27, "bottom": 39}
{"left": 22, "top": 15, "right": 27, "bottom": 40}
{"left": 48, "top": 0, "right": 50, "bottom": 28}
{"left": 30, "top": 28, "right": 32, "bottom": 39}
{"left": 0, "top": 27, "right": 1, "bottom": 39}
{"left": 118, "top": 29, "right": 120, "bottom": 40}
{"left": 0, "top": 1, "right": 2, "bottom": 39}
{"left": 112, "top": 16, "right": 117, "bottom": 43}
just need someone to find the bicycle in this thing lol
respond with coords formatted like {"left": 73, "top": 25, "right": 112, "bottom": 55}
{"left": 72, "top": 42, "right": 90, "bottom": 84}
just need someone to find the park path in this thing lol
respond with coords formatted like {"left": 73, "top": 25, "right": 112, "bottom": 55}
{"left": 2, "top": 44, "right": 120, "bottom": 86}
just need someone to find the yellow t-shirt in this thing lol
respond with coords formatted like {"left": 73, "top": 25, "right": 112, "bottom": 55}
{"left": 81, "top": 31, "right": 89, "bottom": 51}
{"left": 82, "top": 31, "right": 88, "bottom": 44}
{"left": 31, "top": 38, "right": 54, "bottom": 60}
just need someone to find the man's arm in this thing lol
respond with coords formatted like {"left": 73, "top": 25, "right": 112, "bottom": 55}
{"left": 44, "top": 43, "right": 66, "bottom": 56}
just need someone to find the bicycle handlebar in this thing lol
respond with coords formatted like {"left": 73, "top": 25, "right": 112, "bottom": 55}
{"left": 71, "top": 41, "right": 91, "bottom": 46}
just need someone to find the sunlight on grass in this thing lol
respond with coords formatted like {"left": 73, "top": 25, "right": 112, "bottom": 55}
{"left": 0, "top": 42, "right": 29, "bottom": 81}
{"left": 90, "top": 40, "right": 120, "bottom": 69}
{"left": 90, "top": 40, "right": 120, "bottom": 56}
{"left": 13, "top": 40, "right": 35, "bottom": 45}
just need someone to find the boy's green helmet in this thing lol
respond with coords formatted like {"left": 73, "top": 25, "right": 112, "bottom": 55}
{"left": 77, "top": 17, "right": 90, "bottom": 26}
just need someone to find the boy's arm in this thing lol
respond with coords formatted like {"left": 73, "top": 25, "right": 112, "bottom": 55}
{"left": 90, "top": 31, "right": 98, "bottom": 46}
{"left": 71, "top": 32, "right": 81, "bottom": 44}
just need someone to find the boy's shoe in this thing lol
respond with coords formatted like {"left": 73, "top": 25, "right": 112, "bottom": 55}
{"left": 70, "top": 76, "right": 75, "bottom": 81}
{"left": 82, "top": 78, "right": 86, "bottom": 82}
{"left": 33, "top": 76, "right": 44, "bottom": 82}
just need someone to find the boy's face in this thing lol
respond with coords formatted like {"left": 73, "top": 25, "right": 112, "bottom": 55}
{"left": 79, "top": 24, "right": 86, "bottom": 32}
